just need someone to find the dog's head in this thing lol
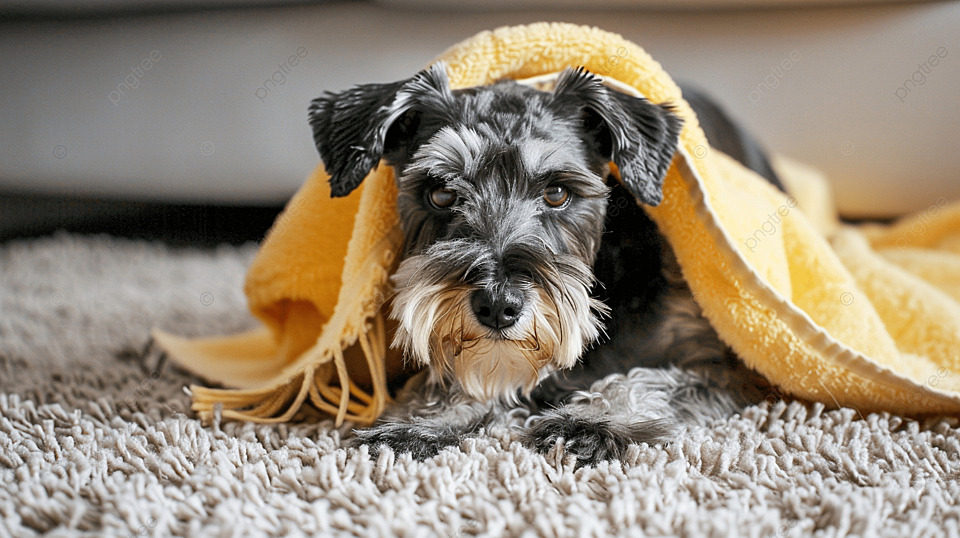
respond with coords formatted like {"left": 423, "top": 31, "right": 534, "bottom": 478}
{"left": 309, "top": 63, "right": 682, "bottom": 401}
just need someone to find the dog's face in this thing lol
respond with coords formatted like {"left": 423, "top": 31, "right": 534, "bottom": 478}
{"left": 309, "top": 64, "right": 682, "bottom": 401}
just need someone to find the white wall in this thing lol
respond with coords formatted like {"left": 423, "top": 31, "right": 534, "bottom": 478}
{"left": 1, "top": 1, "right": 957, "bottom": 217}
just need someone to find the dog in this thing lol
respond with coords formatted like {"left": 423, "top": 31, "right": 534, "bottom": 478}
{"left": 308, "top": 64, "right": 778, "bottom": 465}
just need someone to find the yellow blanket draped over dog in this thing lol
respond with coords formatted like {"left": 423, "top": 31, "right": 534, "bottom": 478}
{"left": 152, "top": 22, "right": 960, "bottom": 426}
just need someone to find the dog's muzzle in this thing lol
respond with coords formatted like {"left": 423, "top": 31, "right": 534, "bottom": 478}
{"left": 389, "top": 245, "right": 608, "bottom": 402}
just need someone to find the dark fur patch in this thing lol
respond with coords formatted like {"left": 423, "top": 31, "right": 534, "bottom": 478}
{"left": 353, "top": 414, "right": 489, "bottom": 460}
{"left": 525, "top": 409, "right": 672, "bottom": 466}
{"left": 352, "top": 377, "right": 497, "bottom": 460}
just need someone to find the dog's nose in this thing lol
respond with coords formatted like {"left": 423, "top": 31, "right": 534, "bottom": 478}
{"left": 470, "top": 288, "right": 524, "bottom": 330}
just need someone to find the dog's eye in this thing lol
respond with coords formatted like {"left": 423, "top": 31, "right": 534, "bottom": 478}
{"left": 543, "top": 185, "right": 569, "bottom": 208}
{"left": 428, "top": 186, "right": 457, "bottom": 209}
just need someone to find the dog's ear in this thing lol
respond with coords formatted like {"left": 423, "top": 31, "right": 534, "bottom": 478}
{"left": 553, "top": 67, "right": 683, "bottom": 206}
{"left": 308, "top": 63, "right": 454, "bottom": 197}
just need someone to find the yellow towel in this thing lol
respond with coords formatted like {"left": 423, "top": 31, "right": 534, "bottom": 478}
{"left": 153, "top": 22, "right": 960, "bottom": 426}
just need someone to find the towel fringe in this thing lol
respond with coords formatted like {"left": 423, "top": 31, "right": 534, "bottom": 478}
{"left": 190, "top": 366, "right": 314, "bottom": 424}
{"left": 187, "top": 308, "right": 393, "bottom": 427}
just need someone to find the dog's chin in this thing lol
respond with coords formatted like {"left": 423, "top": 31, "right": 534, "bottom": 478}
{"left": 447, "top": 338, "right": 555, "bottom": 403}
{"left": 389, "top": 272, "right": 607, "bottom": 402}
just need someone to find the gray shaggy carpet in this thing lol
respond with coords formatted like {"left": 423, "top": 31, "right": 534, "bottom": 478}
{"left": 1, "top": 233, "right": 959, "bottom": 537}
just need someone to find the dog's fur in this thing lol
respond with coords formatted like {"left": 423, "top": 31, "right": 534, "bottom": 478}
{"left": 308, "top": 64, "right": 774, "bottom": 465}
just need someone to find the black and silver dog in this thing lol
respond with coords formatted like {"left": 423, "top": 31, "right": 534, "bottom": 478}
{"left": 308, "top": 64, "right": 777, "bottom": 465}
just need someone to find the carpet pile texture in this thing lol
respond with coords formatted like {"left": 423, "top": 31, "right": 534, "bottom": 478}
{"left": 1, "top": 233, "right": 958, "bottom": 537}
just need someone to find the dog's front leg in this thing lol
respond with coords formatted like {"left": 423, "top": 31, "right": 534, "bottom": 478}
{"left": 352, "top": 372, "right": 500, "bottom": 460}
{"left": 525, "top": 366, "right": 746, "bottom": 466}
{"left": 523, "top": 369, "right": 677, "bottom": 466}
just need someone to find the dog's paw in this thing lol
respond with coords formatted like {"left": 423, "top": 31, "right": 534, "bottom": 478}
{"left": 523, "top": 410, "right": 672, "bottom": 466}
{"left": 352, "top": 421, "right": 463, "bottom": 461}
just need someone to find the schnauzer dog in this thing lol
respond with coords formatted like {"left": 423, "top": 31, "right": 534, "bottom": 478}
{"left": 308, "top": 64, "right": 778, "bottom": 465}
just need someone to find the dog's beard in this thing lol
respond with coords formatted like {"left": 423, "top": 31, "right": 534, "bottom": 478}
{"left": 389, "top": 255, "right": 608, "bottom": 402}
